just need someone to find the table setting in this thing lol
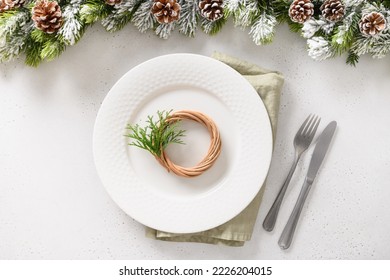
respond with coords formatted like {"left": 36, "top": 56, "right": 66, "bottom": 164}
{"left": 1, "top": 0, "right": 390, "bottom": 260}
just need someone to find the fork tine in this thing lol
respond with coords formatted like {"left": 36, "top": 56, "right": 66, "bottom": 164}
{"left": 297, "top": 114, "right": 312, "bottom": 136}
{"left": 304, "top": 115, "right": 318, "bottom": 136}
{"left": 301, "top": 114, "right": 315, "bottom": 135}
{"left": 308, "top": 117, "right": 321, "bottom": 139}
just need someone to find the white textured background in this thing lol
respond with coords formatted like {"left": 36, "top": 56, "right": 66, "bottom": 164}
{"left": 1, "top": 22, "right": 390, "bottom": 259}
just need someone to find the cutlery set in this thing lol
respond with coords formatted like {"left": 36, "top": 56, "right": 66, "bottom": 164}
{"left": 263, "top": 115, "right": 337, "bottom": 250}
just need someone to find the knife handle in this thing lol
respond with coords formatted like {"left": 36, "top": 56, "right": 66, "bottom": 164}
{"left": 278, "top": 179, "right": 312, "bottom": 250}
{"left": 263, "top": 155, "right": 300, "bottom": 232}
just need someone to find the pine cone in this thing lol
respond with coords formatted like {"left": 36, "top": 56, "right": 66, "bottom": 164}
{"left": 199, "top": 0, "right": 224, "bottom": 22}
{"left": 151, "top": 0, "right": 181, "bottom": 24}
{"left": 359, "top": 12, "right": 387, "bottom": 36}
{"left": 0, "top": 0, "right": 25, "bottom": 12}
{"left": 105, "top": 0, "right": 121, "bottom": 6}
{"left": 289, "top": 0, "right": 314, "bottom": 24}
{"left": 32, "top": 0, "right": 62, "bottom": 34}
{"left": 320, "top": 0, "right": 345, "bottom": 22}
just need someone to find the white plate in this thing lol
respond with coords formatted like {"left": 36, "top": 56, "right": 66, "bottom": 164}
{"left": 93, "top": 54, "right": 273, "bottom": 234}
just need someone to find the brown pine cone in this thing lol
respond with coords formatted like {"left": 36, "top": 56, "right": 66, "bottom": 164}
{"left": 289, "top": 0, "right": 314, "bottom": 24}
{"left": 359, "top": 12, "right": 387, "bottom": 36}
{"left": 32, "top": 0, "right": 62, "bottom": 34}
{"left": 105, "top": 0, "right": 121, "bottom": 6}
{"left": 320, "top": 0, "right": 345, "bottom": 22}
{"left": 199, "top": 0, "right": 224, "bottom": 22}
{"left": 0, "top": 0, "right": 25, "bottom": 12}
{"left": 151, "top": 0, "right": 181, "bottom": 24}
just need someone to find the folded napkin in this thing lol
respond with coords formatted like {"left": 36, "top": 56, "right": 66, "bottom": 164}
{"left": 145, "top": 52, "right": 284, "bottom": 246}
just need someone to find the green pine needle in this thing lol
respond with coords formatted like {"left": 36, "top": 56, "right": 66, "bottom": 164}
{"left": 41, "top": 39, "right": 66, "bottom": 61}
{"left": 125, "top": 110, "right": 186, "bottom": 158}
{"left": 383, "top": 0, "right": 390, "bottom": 9}
{"left": 201, "top": 16, "right": 227, "bottom": 35}
{"left": 346, "top": 51, "right": 359, "bottom": 67}
{"left": 24, "top": 41, "right": 43, "bottom": 67}
{"left": 80, "top": 0, "right": 112, "bottom": 24}
{"left": 272, "top": 0, "right": 291, "bottom": 23}
{"left": 289, "top": 22, "right": 303, "bottom": 33}
{"left": 331, "top": 13, "right": 360, "bottom": 56}
{"left": 30, "top": 29, "right": 51, "bottom": 43}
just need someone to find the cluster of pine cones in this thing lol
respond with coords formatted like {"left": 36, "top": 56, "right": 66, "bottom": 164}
{"left": 151, "top": 0, "right": 224, "bottom": 24}
{"left": 289, "top": 0, "right": 387, "bottom": 36}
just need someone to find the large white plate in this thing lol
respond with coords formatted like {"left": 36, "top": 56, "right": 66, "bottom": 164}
{"left": 93, "top": 54, "right": 273, "bottom": 234}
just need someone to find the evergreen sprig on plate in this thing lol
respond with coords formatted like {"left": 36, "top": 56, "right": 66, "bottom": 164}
{"left": 125, "top": 110, "right": 186, "bottom": 158}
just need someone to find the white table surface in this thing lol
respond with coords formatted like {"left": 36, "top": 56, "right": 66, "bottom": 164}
{"left": 1, "top": 22, "right": 390, "bottom": 260}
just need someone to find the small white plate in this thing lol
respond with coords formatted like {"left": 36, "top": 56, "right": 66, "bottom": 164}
{"left": 93, "top": 54, "right": 273, "bottom": 233}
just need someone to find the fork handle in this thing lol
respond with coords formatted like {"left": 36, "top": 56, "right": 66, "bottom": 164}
{"left": 278, "top": 179, "right": 312, "bottom": 250}
{"left": 263, "top": 155, "right": 300, "bottom": 232}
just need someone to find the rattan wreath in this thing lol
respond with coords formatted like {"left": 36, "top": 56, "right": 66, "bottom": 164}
{"left": 155, "top": 110, "right": 222, "bottom": 178}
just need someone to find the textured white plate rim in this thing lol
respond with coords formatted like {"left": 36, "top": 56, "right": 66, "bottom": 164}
{"left": 93, "top": 53, "right": 273, "bottom": 233}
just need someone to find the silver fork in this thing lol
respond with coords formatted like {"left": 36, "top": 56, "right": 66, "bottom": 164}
{"left": 263, "top": 114, "right": 320, "bottom": 232}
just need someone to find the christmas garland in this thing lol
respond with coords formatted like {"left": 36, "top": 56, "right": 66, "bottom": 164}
{"left": 1, "top": 0, "right": 390, "bottom": 66}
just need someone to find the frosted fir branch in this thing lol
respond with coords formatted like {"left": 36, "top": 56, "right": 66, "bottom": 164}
{"left": 200, "top": 16, "right": 226, "bottom": 35}
{"left": 351, "top": 35, "right": 375, "bottom": 56}
{"left": 344, "top": 0, "right": 365, "bottom": 8}
{"left": 0, "top": 10, "right": 32, "bottom": 62}
{"left": 102, "top": 0, "right": 141, "bottom": 32}
{"left": 0, "top": 10, "right": 30, "bottom": 38}
{"left": 361, "top": 2, "right": 385, "bottom": 14}
{"left": 249, "top": 13, "right": 276, "bottom": 45}
{"left": 223, "top": 0, "right": 242, "bottom": 14}
{"left": 234, "top": 1, "right": 259, "bottom": 28}
{"left": 307, "top": 36, "right": 333, "bottom": 61}
{"left": 302, "top": 17, "right": 335, "bottom": 39}
{"left": 177, "top": 0, "right": 198, "bottom": 37}
{"left": 155, "top": 22, "right": 175, "bottom": 39}
{"left": 201, "top": 17, "right": 215, "bottom": 34}
{"left": 58, "top": 0, "right": 85, "bottom": 45}
{"left": 332, "top": 12, "right": 357, "bottom": 45}
{"left": 370, "top": 33, "right": 390, "bottom": 58}
{"left": 132, "top": 0, "right": 155, "bottom": 33}
{"left": 302, "top": 18, "right": 326, "bottom": 38}
{"left": 0, "top": 22, "right": 34, "bottom": 62}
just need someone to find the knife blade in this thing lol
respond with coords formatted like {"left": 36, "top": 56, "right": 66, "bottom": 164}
{"left": 306, "top": 121, "right": 337, "bottom": 184}
{"left": 278, "top": 121, "right": 337, "bottom": 250}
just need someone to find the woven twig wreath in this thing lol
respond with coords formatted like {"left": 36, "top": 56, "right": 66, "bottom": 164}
{"left": 156, "top": 110, "right": 222, "bottom": 177}
{"left": 126, "top": 110, "right": 222, "bottom": 178}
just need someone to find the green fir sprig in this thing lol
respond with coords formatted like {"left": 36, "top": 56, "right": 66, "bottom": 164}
{"left": 125, "top": 110, "right": 186, "bottom": 158}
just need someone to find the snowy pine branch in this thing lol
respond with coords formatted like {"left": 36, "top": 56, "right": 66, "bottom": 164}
{"left": 177, "top": 0, "right": 199, "bottom": 37}
{"left": 102, "top": 0, "right": 143, "bottom": 32}
{"left": 132, "top": 0, "right": 155, "bottom": 33}
{"left": 0, "top": 10, "right": 32, "bottom": 62}
{"left": 58, "top": 0, "right": 85, "bottom": 45}
{"left": 249, "top": 12, "right": 276, "bottom": 45}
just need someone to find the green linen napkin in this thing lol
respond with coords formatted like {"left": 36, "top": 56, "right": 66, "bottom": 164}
{"left": 145, "top": 52, "right": 284, "bottom": 246}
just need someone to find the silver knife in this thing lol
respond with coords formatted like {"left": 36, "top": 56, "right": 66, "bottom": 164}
{"left": 278, "top": 121, "right": 337, "bottom": 250}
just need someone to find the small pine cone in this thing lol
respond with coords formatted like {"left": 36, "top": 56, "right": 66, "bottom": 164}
{"left": 289, "top": 0, "right": 314, "bottom": 24}
{"left": 320, "top": 0, "right": 345, "bottom": 22}
{"left": 199, "top": 0, "right": 224, "bottom": 22}
{"left": 0, "top": 0, "right": 25, "bottom": 12}
{"left": 105, "top": 0, "right": 121, "bottom": 6}
{"left": 359, "top": 12, "right": 387, "bottom": 36}
{"left": 151, "top": 0, "right": 181, "bottom": 24}
{"left": 32, "top": 0, "right": 63, "bottom": 34}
